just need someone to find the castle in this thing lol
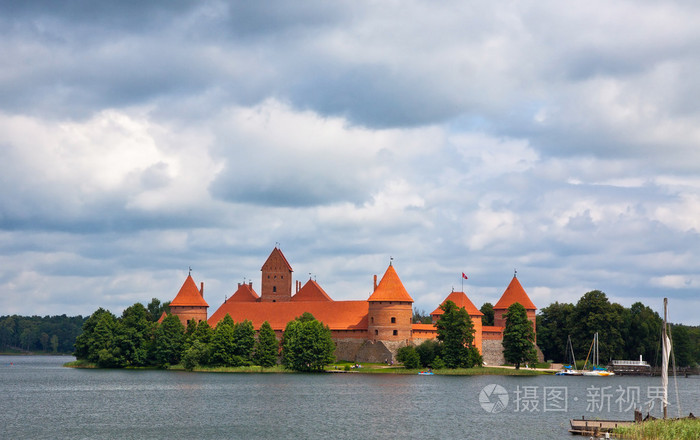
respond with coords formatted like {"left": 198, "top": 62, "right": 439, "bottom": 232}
{"left": 166, "top": 247, "right": 538, "bottom": 364}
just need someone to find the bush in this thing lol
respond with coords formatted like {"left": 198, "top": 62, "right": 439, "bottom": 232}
{"left": 396, "top": 346, "right": 420, "bottom": 369}
{"left": 416, "top": 339, "right": 441, "bottom": 368}
{"left": 431, "top": 356, "right": 445, "bottom": 369}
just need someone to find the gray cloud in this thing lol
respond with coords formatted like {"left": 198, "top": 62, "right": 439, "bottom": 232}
{"left": 0, "top": 1, "right": 699, "bottom": 324}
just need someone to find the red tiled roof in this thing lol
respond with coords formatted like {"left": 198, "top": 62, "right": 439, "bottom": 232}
{"left": 229, "top": 283, "right": 260, "bottom": 302}
{"left": 292, "top": 279, "right": 333, "bottom": 302}
{"left": 260, "top": 247, "right": 293, "bottom": 272}
{"left": 493, "top": 276, "right": 536, "bottom": 310}
{"left": 431, "top": 291, "right": 483, "bottom": 316}
{"left": 170, "top": 275, "right": 209, "bottom": 307}
{"left": 208, "top": 300, "right": 368, "bottom": 331}
{"left": 368, "top": 264, "right": 414, "bottom": 302}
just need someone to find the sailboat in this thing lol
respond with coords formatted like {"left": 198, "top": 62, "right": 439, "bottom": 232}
{"left": 569, "top": 298, "right": 694, "bottom": 435}
{"left": 582, "top": 332, "right": 615, "bottom": 377}
{"left": 555, "top": 335, "right": 582, "bottom": 376}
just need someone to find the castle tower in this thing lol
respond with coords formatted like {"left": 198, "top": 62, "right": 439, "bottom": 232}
{"left": 169, "top": 274, "right": 209, "bottom": 325}
{"left": 367, "top": 263, "right": 414, "bottom": 341}
{"left": 260, "top": 247, "right": 293, "bottom": 302}
{"left": 493, "top": 274, "right": 537, "bottom": 338}
{"left": 431, "top": 290, "right": 484, "bottom": 354}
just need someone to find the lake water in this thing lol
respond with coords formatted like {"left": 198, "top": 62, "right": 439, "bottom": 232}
{"left": 1, "top": 355, "right": 699, "bottom": 439}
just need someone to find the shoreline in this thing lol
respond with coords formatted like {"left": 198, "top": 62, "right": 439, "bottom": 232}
{"left": 63, "top": 360, "right": 552, "bottom": 376}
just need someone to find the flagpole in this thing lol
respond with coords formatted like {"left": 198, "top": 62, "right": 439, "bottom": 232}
{"left": 461, "top": 274, "right": 464, "bottom": 292}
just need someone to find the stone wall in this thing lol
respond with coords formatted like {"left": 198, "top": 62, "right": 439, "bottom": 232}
{"left": 335, "top": 339, "right": 410, "bottom": 363}
{"left": 482, "top": 339, "right": 505, "bottom": 366}
{"left": 482, "top": 339, "right": 545, "bottom": 366}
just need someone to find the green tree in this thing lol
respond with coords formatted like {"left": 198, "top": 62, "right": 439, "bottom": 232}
{"left": 93, "top": 312, "right": 123, "bottom": 367}
{"left": 416, "top": 339, "right": 441, "bottom": 368}
{"left": 50, "top": 334, "right": 59, "bottom": 353}
{"left": 232, "top": 320, "right": 256, "bottom": 364}
{"left": 480, "top": 303, "right": 494, "bottom": 326}
{"left": 73, "top": 307, "right": 111, "bottom": 362}
{"left": 396, "top": 346, "right": 421, "bottom": 369}
{"left": 672, "top": 325, "right": 694, "bottom": 367}
{"left": 182, "top": 340, "right": 207, "bottom": 371}
{"left": 502, "top": 302, "right": 537, "bottom": 369}
{"left": 146, "top": 298, "right": 170, "bottom": 322}
{"left": 254, "top": 321, "right": 278, "bottom": 368}
{"left": 624, "top": 302, "right": 662, "bottom": 363}
{"left": 117, "top": 302, "right": 153, "bottom": 367}
{"left": 570, "top": 290, "right": 625, "bottom": 363}
{"left": 153, "top": 314, "right": 185, "bottom": 367}
{"left": 282, "top": 316, "right": 335, "bottom": 372}
{"left": 537, "top": 301, "right": 574, "bottom": 362}
{"left": 412, "top": 308, "right": 432, "bottom": 324}
{"left": 210, "top": 314, "right": 237, "bottom": 366}
{"left": 436, "top": 300, "right": 477, "bottom": 368}
{"left": 192, "top": 320, "right": 214, "bottom": 345}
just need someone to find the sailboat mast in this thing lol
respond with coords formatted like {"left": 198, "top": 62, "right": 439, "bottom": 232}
{"left": 662, "top": 298, "right": 668, "bottom": 419}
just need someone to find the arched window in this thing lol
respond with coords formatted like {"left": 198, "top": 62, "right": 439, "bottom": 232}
{"left": 273, "top": 286, "right": 277, "bottom": 292}
{"left": 391, "top": 317, "right": 396, "bottom": 324}
{"left": 371, "top": 317, "right": 374, "bottom": 324}
{"left": 393, "top": 330, "right": 398, "bottom": 336}
{"left": 374, "top": 330, "right": 378, "bottom": 335}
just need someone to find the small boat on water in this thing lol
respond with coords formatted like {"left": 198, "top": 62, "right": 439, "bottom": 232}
{"left": 581, "top": 332, "right": 615, "bottom": 377}
{"left": 418, "top": 371, "right": 434, "bottom": 375}
{"left": 556, "top": 335, "right": 583, "bottom": 376}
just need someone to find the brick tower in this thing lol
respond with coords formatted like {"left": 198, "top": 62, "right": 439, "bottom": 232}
{"left": 169, "top": 274, "right": 209, "bottom": 325}
{"left": 367, "top": 263, "right": 414, "bottom": 342}
{"left": 260, "top": 247, "right": 293, "bottom": 302}
{"left": 493, "top": 274, "right": 537, "bottom": 338}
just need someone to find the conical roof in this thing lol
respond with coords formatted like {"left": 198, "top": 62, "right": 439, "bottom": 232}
{"left": 368, "top": 264, "right": 414, "bottom": 302}
{"left": 229, "top": 283, "right": 260, "bottom": 302}
{"left": 170, "top": 275, "right": 209, "bottom": 307}
{"left": 292, "top": 279, "right": 333, "bottom": 302}
{"left": 260, "top": 247, "right": 293, "bottom": 272}
{"left": 431, "top": 291, "right": 483, "bottom": 316}
{"left": 493, "top": 276, "right": 536, "bottom": 310}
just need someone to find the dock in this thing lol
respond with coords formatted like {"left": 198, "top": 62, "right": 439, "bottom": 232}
{"left": 569, "top": 417, "right": 635, "bottom": 436}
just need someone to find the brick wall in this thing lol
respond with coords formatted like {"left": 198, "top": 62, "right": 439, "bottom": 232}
{"left": 169, "top": 306, "right": 207, "bottom": 326}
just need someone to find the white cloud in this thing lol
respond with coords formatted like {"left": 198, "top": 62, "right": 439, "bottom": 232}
{"left": 1, "top": 1, "right": 700, "bottom": 325}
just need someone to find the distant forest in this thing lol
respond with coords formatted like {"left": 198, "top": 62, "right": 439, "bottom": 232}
{"left": 0, "top": 314, "right": 86, "bottom": 354}
{"left": 0, "top": 298, "right": 169, "bottom": 354}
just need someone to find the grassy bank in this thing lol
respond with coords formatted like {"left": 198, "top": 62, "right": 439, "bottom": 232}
{"left": 64, "top": 359, "right": 99, "bottom": 368}
{"left": 64, "top": 360, "right": 548, "bottom": 375}
{"left": 614, "top": 418, "right": 700, "bottom": 440}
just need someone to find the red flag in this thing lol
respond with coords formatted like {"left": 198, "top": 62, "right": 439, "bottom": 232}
{"left": 462, "top": 272, "right": 468, "bottom": 280}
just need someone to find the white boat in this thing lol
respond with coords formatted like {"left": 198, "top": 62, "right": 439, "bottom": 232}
{"left": 555, "top": 335, "right": 582, "bottom": 376}
{"left": 582, "top": 332, "right": 615, "bottom": 377}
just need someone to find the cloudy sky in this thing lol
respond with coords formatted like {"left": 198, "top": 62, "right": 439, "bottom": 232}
{"left": 2, "top": 1, "right": 699, "bottom": 325}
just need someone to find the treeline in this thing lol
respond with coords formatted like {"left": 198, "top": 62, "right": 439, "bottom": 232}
{"left": 537, "top": 290, "right": 700, "bottom": 367}
{"left": 74, "top": 302, "right": 335, "bottom": 372}
{"left": 0, "top": 314, "right": 86, "bottom": 353}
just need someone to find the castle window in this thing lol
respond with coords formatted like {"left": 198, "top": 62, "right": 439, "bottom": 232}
{"left": 393, "top": 330, "right": 398, "bottom": 336}
{"left": 391, "top": 317, "right": 396, "bottom": 324}
{"left": 273, "top": 286, "right": 277, "bottom": 292}
{"left": 371, "top": 317, "right": 374, "bottom": 324}
{"left": 374, "top": 330, "right": 378, "bottom": 336}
